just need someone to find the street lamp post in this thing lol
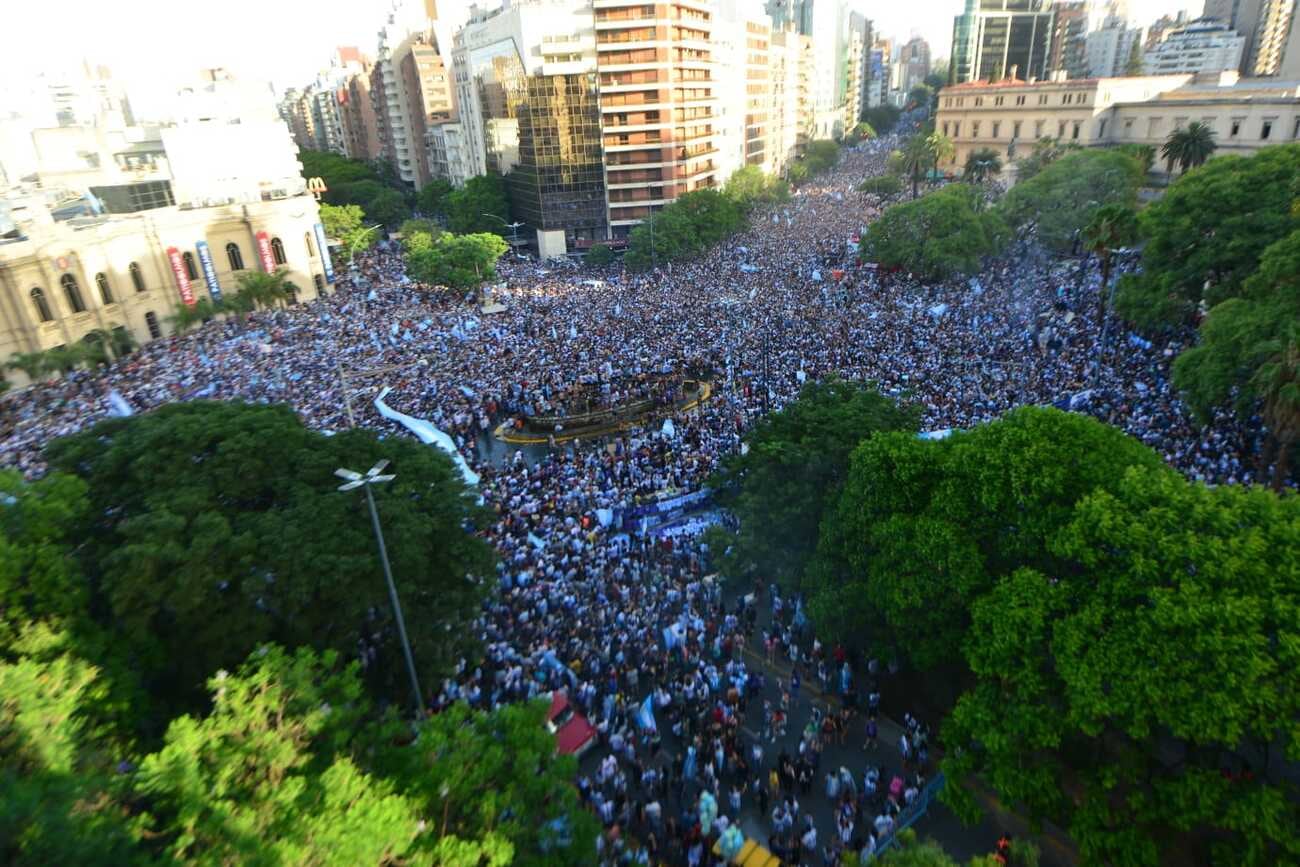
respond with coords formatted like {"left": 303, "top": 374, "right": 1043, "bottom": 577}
{"left": 481, "top": 213, "right": 524, "bottom": 246}
{"left": 335, "top": 460, "right": 425, "bottom": 717}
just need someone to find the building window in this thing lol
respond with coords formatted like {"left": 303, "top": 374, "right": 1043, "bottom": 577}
{"left": 1072, "top": 122, "right": 1081, "bottom": 140}
{"left": 182, "top": 251, "right": 199, "bottom": 280}
{"left": 1261, "top": 118, "right": 1274, "bottom": 140}
{"left": 1148, "top": 117, "right": 1162, "bottom": 137}
{"left": 30, "top": 287, "right": 53, "bottom": 322}
{"left": 993, "top": 96, "right": 1004, "bottom": 106}
{"left": 1097, "top": 119, "right": 1107, "bottom": 139}
{"left": 1034, "top": 120, "right": 1045, "bottom": 137}
{"left": 226, "top": 242, "right": 245, "bottom": 271}
{"left": 285, "top": 282, "right": 299, "bottom": 304}
{"left": 1173, "top": 116, "right": 1188, "bottom": 131}
{"left": 1124, "top": 118, "right": 1135, "bottom": 137}
{"left": 942, "top": 122, "right": 950, "bottom": 137}
{"left": 1230, "top": 118, "right": 1242, "bottom": 138}
{"left": 1012, "top": 120, "right": 1022, "bottom": 139}
{"left": 1293, "top": 117, "right": 1300, "bottom": 139}
{"left": 1015, "top": 95, "right": 1025, "bottom": 106}
{"left": 992, "top": 122, "right": 1001, "bottom": 139}
{"left": 270, "top": 237, "right": 287, "bottom": 266}
{"left": 1038, "top": 94, "right": 1048, "bottom": 105}
{"left": 61, "top": 274, "right": 86, "bottom": 314}
{"left": 145, "top": 311, "right": 162, "bottom": 339}
{"left": 1058, "top": 121, "right": 1067, "bottom": 138}
{"left": 95, "top": 273, "right": 114, "bottom": 304}
{"left": 972, "top": 121, "right": 981, "bottom": 138}
{"left": 974, "top": 97, "right": 983, "bottom": 107}
{"left": 129, "top": 262, "right": 145, "bottom": 292}
{"left": 305, "top": 232, "right": 316, "bottom": 258}
{"left": 1063, "top": 93, "right": 1072, "bottom": 105}
{"left": 313, "top": 274, "right": 325, "bottom": 295}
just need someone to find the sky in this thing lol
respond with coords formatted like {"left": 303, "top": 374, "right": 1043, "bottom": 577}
{"left": 3, "top": 0, "right": 1198, "bottom": 117}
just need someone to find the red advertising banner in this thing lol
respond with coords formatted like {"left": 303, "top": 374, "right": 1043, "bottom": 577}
{"left": 166, "top": 246, "right": 196, "bottom": 307}
{"left": 255, "top": 231, "right": 276, "bottom": 272}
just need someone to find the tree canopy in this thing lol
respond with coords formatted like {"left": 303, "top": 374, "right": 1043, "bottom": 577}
{"left": 722, "top": 165, "right": 790, "bottom": 212}
{"left": 405, "top": 232, "right": 509, "bottom": 289}
{"left": 997, "top": 149, "right": 1143, "bottom": 251}
{"left": 44, "top": 401, "right": 494, "bottom": 724}
{"left": 624, "top": 188, "right": 747, "bottom": 270}
{"left": 445, "top": 173, "right": 512, "bottom": 236}
{"left": 861, "top": 184, "right": 1006, "bottom": 282}
{"left": 300, "top": 151, "right": 412, "bottom": 228}
{"left": 706, "top": 379, "right": 920, "bottom": 591}
{"left": 1115, "top": 144, "right": 1300, "bottom": 328}
{"left": 863, "top": 105, "right": 902, "bottom": 136}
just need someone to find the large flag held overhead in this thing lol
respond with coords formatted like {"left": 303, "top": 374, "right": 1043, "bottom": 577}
{"left": 636, "top": 694, "right": 656, "bottom": 731}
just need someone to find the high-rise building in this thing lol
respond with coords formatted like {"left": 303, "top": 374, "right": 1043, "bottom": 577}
{"left": 1086, "top": 16, "right": 1145, "bottom": 77}
{"left": 1145, "top": 11, "right": 1191, "bottom": 51}
{"left": 1282, "top": 3, "right": 1300, "bottom": 76}
{"left": 866, "top": 41, "right": 890, "bottom": 108}
{"left": 452, "top": 0, "right": 607, "bottom": 253}
{"left": 1047, "top": 1, "right": 1090, "bottom": 78}
{"left": 1144, "top": 19, "right": 1247, "bottom": 75}
{"left": 1247, "top": 0, "right": 1296, "bottom": 75}
{"left": 950, "top": 0, "right": 1056, "bottom": 84}
{"left": 593, "top": 0, "right": 722, "bottom": 235}
{"left": 898, "top": 36, "right": 932, "bottom": 94}
{"left": 392, "top": 32, "right": 457, "bottom": 188}
{"left": 768, "top": 25, "right": 813, "bottom": 166}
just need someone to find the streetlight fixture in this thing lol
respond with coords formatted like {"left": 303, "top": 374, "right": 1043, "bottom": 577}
{"left": 334, "top": 459, "right": 425, "bottom": 716}
{"left": 480, "top": 213, "right": 524, "bottom": 246}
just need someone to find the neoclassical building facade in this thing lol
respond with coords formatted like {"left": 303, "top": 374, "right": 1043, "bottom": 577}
{"left": 0, "top": 196, "right": 329, "bottom": 383}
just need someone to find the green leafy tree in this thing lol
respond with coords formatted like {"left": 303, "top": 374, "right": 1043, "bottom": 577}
{"left": 1173, "top": 229, "right": 1300, "bottom": 488}
{"left": 944, "top": 468, "right": 1300, "bottom": 867}
{"left": 6, "top": 351, "right": 49, "bottom": 383}
{"left": 319, "top": 203, "right": 367, "bottom": 240}
{"left": 998, "top": 149, "right": 1143, "bottom": 251}
{"left": 860, "top": 184, "right": 1006, "bottom": 281}
{"left": 374, "top": 701, "right": 600, "bottom": 866}
{"left": 962, "top": 148, "right": 1002, "bottom": 184}
{"left": 299, "top": 150, "right": 382, "bottom": 191}
{"left": 807, "top": 407, "right": 1163, "bottom": 671}
{"left": 0, "top": 623, "right": 148, "bottom": 866}
{"left": 722, "top": 165, "right": 790, "bottom": 211}
{"left": 864, "top": 105, "right": 902, "bottom": 135}
{"left": 1115, "top": 143, "right": 1156, "bottom": 175}
{"left": 1012, "top": 137, "right": 1077, "bottom": 183}
{"left": 1160, "top": 120, "right": 1217, "bottom": 175}
{"left": 926, "top": 131, "right": 955, "bottom": 176}
{"left": 406, "top": 232, "right": 509, "bottom": 289}
{"left": 858, "top": 174, "right": 903, "bottom": 196}
{"left": 1081, "top": 203, "right": 1139, "bottom": 326}
{"left": 1115, "top": 144, "right": 1300, "bottom": 327}
{"left": 365, "top": 188, "right": 412, "bottom": 229}
{"left": 398, "top": 218, "right": 443, "bottom": 242}
{"left": 624, "top": 189, "right": 746, "bottom": 270}
{"left": 416, "top": 178, "right": 453, "bottom": 216}
{"left": 584, "top": 243, "right": 614, "bottom": 266}
{"left": 44, "top": 402, "right": 494, "bottom": 721}
{"left": 707, "top": 380, "right": 919, "bottom": 591}
{"left": 907, "top": 84, "right": 935, "bottom": 111}
{"left": 446, "top": 173, "right": 511, "bottom": 235}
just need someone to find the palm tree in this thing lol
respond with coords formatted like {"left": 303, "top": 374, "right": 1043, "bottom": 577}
{"left": 1082, "top": 204, "right": 1140, "bottom": 328}
{"left": 926, "top": 132, "right": 955, "bottom": 184}
{"left": 964, "top": 148, "right": 1003, "bottom": 185}
{"left": 41, "top": 344, "right": 88, "bottom": 376}
{"left": 234, "top": 268, "right": 293, "bottom": 311}
{"left": 1161, "top": 121, "right": 1217, "bottom": 175}
{"left": 6, "top": 351, "right": 48, "bottom": 383}
{"left": 900, "top": 136, "right": 932, "bottom": 200}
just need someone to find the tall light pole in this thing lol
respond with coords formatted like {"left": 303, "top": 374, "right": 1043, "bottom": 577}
{"left": 480, "top": 213, "right": 524, "bottom": 246}
{"left": 335, "top": 460, "right": 425, "bottom": 717}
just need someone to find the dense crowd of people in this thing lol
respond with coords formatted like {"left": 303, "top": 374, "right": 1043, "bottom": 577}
{"left": 0, "top": 135, "right": 1275, "bottom": 864}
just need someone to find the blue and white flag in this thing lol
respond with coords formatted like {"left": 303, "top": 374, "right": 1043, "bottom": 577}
{"left": 106, "top": 390, "right": 135, "bottom": 417}
{"left": 636, "top": 694, "right": 657, "bottom": 731}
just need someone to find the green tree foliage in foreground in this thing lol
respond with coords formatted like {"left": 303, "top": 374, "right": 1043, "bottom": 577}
{"left": 445, "top": 173, "right": 511, "bottom": 236}
{"left": 807, "top": 407, "right": 1163, "bottom": 671}
{"left": 405, "top": 232, "right": 509, "bottom": 289}
{"left": 788, "top": 139, "right": 841, "bottom": 184}
{"left": 998, "top": 149, "right": 1143, "bottom": 251}
{"left": 707, "top": 379, "right": 920, "bottom": 591}
{"left": 962, "top": 148, "right": 1002, "bottom": 185}
{"left": 0, "top": 635, "right": 596, "bottom": 866}
{"left": 1116, "top": 144, "right": 1300, "bottom": 329}
{"left": 416, "top": 178, "right": 453, "bottom": 217}
{"left": 624, "top": 188, "right": 746, "bottom": 270}
{"left": 44, "top": 402, "right": 494, "bottom": 727}
{"left": 300, "top": 150, "right": 412, "bottom": 228}
{"left": 860, "top": 184, "right": 1006, "bottom": 281}
{"left": 1011, "top": 137, "right": 1079, "bottom": 183}
{"left": 765, "top": 401, "right": 1300, "bottom": 865}
{"left": 944, "top": 469, "right": 1300, "bottom": 866}
{"left": 1173, "top": 229, "right": 1300, "bottom": 488}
